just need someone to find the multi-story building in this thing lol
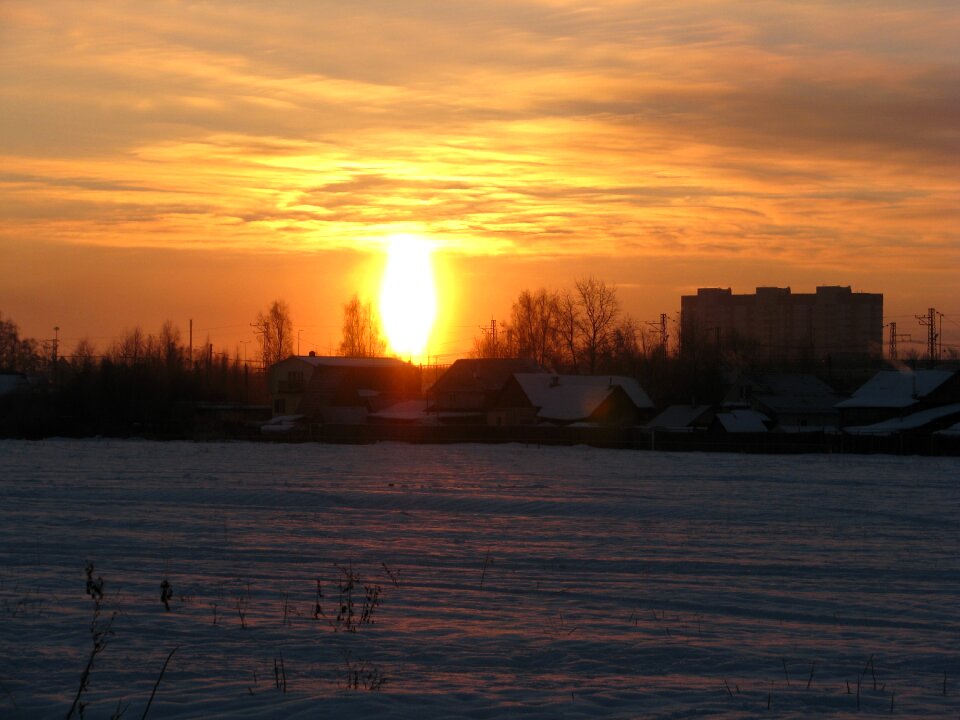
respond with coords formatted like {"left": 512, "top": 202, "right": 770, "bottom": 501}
{"left": 680, "top": 286, "right": 883, "bottom": 362}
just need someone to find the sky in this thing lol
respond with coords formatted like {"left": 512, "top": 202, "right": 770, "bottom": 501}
{"left": 1, "top": 0, "right": 958, "bottom": 360}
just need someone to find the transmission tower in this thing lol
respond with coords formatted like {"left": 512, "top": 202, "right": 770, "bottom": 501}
{"left": 479, "top": 318, "right": 498, "bottom": 357}
{"left": 885, "top": 322, "right": 911, "bottom": 361}
{"left": 645, "top": 313, "right": 669, "bottom": 355}
{"left": 915, "top": 307, "right": 941, "bottom": 364}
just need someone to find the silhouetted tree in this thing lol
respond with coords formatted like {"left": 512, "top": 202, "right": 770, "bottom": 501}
{"left": 254, "top": 300, "right": 293, "bottom": 367}
{"left": 70, "top": 338, "right": 98, "bottom": 371}
{"left": 607, "top": 316, "right": 643, "bottom": 374}
{"left": 556, "top": 289, "right": 581, "bottom": 372}
{"left": 510, "top": 288, "right": 560, "bottom": 369}
{"left": 574, "top": 276, "right": 620, "bottom": 374}
{"left": 339, "top": 294, "right": 386, "bottom": 357}
{"left": 110, "top": 327, "right": 146, "bottom": 365}
{"left": 0, "top": 312, "right": 42, "bottom": 374}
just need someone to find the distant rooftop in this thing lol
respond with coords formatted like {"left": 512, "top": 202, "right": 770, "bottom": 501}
{"left": 835, "top": 369, "right": 955, "bottom": 409}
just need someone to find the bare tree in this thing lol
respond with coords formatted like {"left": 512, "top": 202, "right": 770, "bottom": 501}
{"left": 556, "top": 289, "right": 582, "bottom": 373}
{"left": 339, "top": 294, "right": 386, "bottom": 357}
{"left": 0, "top": 312, "right": 22, "bottom": 372}
{"left": 510, "top": 288, "right": 560, "bottom": 369}
{"left": 70, "top": 338, "right": 98, "bottom": 370}
{"left": 575, "top": 276, "right": 620, "bottom": 374}
{"left": 609, "top": 316, "right": 643, "bottom": 372}
{"left": 254, "top": 300, "right": 294, "bottom": 368}
{"left": 0, "top": 312, "right": 41, "bottom": 373}
{"left": 110, "top": 327, "right": 145, "bottom": 365}
{"left": 157, "top": 320, "right": 184, "bottom": 368}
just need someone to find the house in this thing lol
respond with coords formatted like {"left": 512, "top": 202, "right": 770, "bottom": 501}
{"left": 494, "top": 373, "right": 655, "bottom": 427}
{"left": 835, "top": 368, "right": 960, "bottom": 427}
{"left": 645, "top": 405, "right": 714, "bottom": 432}
{"left": 268, "top": 353, "right": 421, "bottom": 424}
{"left": 728, "top": 373, "right": 844, "bottom": 432}
{"left": 426, "top": 358, "right": 542, "bottom": 423}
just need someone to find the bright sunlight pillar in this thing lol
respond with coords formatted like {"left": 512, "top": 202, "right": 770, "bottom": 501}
{"left": 379, "top": 234, "right": 437, "bottom": 361}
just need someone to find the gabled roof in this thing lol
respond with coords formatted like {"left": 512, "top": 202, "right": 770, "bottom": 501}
{"left": 936, "top": 421, "right": 960, "bottom": 436}
{"left": 645, "top": 404, "right": 713, "bottom": 430}
{"left": 432, "top": 358, "right": 542, "bottom": 394}
{"left": 734, "top": 373, "right": 843, "bottom": 413}
{"left": 844, "top": 403, "right": 960, "bottom": 435}
{"left": 368, "top": 399, "right": 430, "bottom": 422}
{"left": 513, "top": 373, "right": 653, "bottom": 423}
{"left": 835, "top": 369, "right": 955, "bottom": 409}
{"left": 714, "top": 409, "right": 769, "bottom": 433}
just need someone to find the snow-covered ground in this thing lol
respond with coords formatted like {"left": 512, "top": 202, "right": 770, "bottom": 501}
{"left": 1, "top": 440, "right": 958, "bottom": 718}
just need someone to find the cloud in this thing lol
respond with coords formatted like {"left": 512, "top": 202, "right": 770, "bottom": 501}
{"left": 0, "top": 0, "right": 957, "bottom": 276}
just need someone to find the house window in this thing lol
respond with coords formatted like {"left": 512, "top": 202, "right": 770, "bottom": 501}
{"left": 274, "top": 398, "right": 286, "bottom": 414}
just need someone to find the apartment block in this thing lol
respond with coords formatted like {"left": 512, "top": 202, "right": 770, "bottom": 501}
{"left": 680, "top": 286, "right": 883, "bottom": 361}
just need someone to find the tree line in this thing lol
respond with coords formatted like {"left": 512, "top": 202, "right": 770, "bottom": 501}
{"left": 471, "top": 277, "right": 667, "bottom": 373}
{"left": 2, "top": 276, "right": 884, "bottom": 437}
{"left": 464, "top": 277, "right": 726, "bottom": 406}
{"left": 0, "top": 312, "right": 267, "bottom": 438}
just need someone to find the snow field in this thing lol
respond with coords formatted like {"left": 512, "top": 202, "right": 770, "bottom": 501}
{"left": 0, "top": 440, "right": 958, "bottom": 718}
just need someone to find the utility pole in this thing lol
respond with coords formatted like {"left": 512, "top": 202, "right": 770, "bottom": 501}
{"left": 189, "top": 319, "right": 193, "bottom": 366}
{"left": 646, "top": 313, "right": 669, "bottom": 355}
{"left": 479, "top": 318, "right": 498, "bottom": 357}
{"left": 915, "top": 307, "right": 940, "bottom": 365}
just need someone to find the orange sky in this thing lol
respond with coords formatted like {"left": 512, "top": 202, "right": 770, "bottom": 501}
{"left": 1, "top": 1, "right": 958, "bottom": 360}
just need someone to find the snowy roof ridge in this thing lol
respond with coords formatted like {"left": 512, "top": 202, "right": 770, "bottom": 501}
{"left": 844, "top": 403, "right": 960, "bottom": 435}
{"left": 835, "top": 369, "right": 955, "bottom": 409}
{"left": 513, "top": 373, "right": 653, "bottom": 422}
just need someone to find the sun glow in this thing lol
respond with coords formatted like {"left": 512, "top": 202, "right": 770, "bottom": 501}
{"left": 379, "top": 234, "right": 437, "bottom": 361}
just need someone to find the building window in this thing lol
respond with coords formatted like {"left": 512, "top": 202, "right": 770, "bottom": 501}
{"left": 274, "top": 398, "right": 286, "bottom": 414}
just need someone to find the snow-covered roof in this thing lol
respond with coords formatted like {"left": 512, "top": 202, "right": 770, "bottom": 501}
{"left": 368, "top": 399, "right": 429, "bottom": 422}
{"left": 730, "top": 373, "right": 843, "bottom": 413}
{"left": 836, "top": 369, "right": 955, "bottom": 409}
{"left": 260, "top": 414, "right": 305, "bottom": 434}
{"left": 513, "top": 373, "right": 653, "bottom": 422}
{"left": 715, "top": 409, "right": 769, "bottom": 433}
{"left": 645, "top": 405, "right": 712, "bottom": 430}
{"left": 844, "top": 403, "right": 960, "bottom": 435}
{"left": 936, "top": 421, "right": 960, "bottom": 436}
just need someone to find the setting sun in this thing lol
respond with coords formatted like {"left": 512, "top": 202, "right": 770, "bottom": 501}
{"left": 379, "top": 235, "right": 437, "bottom": 361}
